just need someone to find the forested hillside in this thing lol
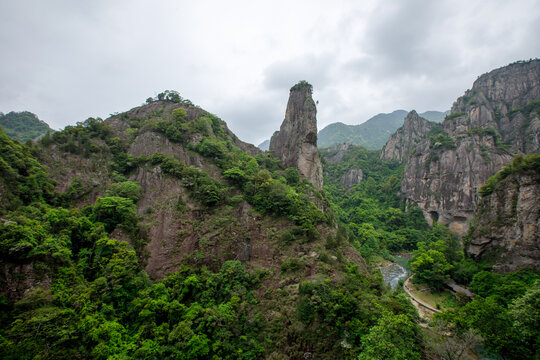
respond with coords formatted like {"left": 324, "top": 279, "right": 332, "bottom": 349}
{"left": 1, "top": 62, "right": 539, "bottom": 360}
{"left": 322, "top": 142, "right": 539, "bottom": 360}
{"left": 0, "top": 111, "right": 52, "bottom": 142}
{"left": 0, "top": 90, "right": 422, "bottom": 359}
{"left": 317, "top": 110, "right": 447, "bottom": 150}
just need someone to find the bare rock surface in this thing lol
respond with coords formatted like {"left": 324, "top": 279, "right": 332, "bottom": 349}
{"left": 380, "top": 110, "right": 435, "bottom": 162}
{"left": 467, "top": 172, "right": 540, "bottom": 272}
{"left": 340, "top": 167, "right": 363, "bottom": 189}
{"left": 323, "top": 143, "right": 353, "bottom": 164}
{"left": 385, "top": 60, "right": 540, "bottom": 234}
{"left": 270, "top": 82, "right": 324, "bottom": 189}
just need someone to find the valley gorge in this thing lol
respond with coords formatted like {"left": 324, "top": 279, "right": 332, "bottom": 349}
{"left": 0, "top": 61, "right": 539, "bottom": 360}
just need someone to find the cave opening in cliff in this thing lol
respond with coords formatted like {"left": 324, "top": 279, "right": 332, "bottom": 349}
{"left": 430, "top": 211, "right": 439, "bottom": 223}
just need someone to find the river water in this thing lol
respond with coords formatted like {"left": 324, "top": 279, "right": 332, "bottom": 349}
{"left": 380, "top": 257, "right": 409, "bottom": 289}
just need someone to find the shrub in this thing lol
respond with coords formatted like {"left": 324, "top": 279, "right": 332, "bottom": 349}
{"left": 172, "top": 107, "right": 187, "bottom": 121}
{"left": 107, "top": 181, "right": 142, "bottom": 202}
{"left": 92, "top": 196, "right": 137, "bottom": 233}
{"left": 478, "top": 153, "right": 540, "bottom": 197}
{"left": 285, "top": 167, "right": 300, "bottom": 184}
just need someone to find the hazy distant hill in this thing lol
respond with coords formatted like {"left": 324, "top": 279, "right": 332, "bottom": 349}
{"left": 258, "top": 139, "right": 270, "bottom": 151}
{"left": 317, "top": 110, "right": 448, "bottom": 149}
{"left": 0, "top": 111, "right": 52, "bottom": 142}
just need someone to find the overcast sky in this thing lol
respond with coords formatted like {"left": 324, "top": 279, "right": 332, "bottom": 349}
{"left": 1, "top": 0, "right": 539, "bottom": 145}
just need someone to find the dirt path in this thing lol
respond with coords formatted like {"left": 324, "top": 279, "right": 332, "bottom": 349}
{"left": 403, "top": 276, "right": 441, "bottom": 323}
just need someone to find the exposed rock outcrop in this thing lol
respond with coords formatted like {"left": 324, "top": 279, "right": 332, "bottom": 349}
{"left": 380, "top": 110, "right": 435, "bottom": 162}
{"left": 340, "top": 168, "right": 363, "bottom": 189}
{"left": 466, "top": 157, "right": 540, "bottom": 273}
{"left": 401, "top": 132, "right": 512, "bottom": 234}
{"left": 270, "top": 81, "right": 324, "bottom": 189}
{"left": 387, "top": 60, "right": 540, "bottom": 234}
{"left": 322, "top": 142, "right": 354, "bottom": 164}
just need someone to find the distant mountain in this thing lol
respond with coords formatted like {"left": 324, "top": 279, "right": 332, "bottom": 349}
{"left": 258, "top": 139, "right": 270, "bottom": 151}
{"left": 317, "top": 110, "right": 448, "bottom": 149}
{"left": 0, "top": 111, "right": 52, "bottom": 142}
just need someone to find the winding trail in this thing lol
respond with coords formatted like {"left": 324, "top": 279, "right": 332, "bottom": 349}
{"left": 403, "top": 276, "right": 441, "bottom": 315}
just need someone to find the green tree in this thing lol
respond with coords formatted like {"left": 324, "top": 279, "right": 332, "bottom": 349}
{"left": 285, "top": 167, "right": 300, "bottom": 184}
{"left": 509, "top": 280, "right": 540, "bottom": 340}
{"left": 172, "top": 107, "right": 187, "bottom": 121}
{"left": 107, "top": 181, "right": 142, "bottom": 202}
{"left": 410, "top": 246, "right": 452, "bottom": 289}
{"left": 92, "top": 196, "right": 137, "bottom": 233}
{"left": 358, "top": 312, "right": 421, "bottom": 360}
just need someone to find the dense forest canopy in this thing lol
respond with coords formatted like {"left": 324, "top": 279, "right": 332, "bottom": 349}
{"left": 0, "top": 111, "right": 52, "bottom": 142}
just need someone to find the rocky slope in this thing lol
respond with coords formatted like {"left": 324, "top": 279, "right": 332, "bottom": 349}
{"left": 380, "top": 110, "right": 436, "bottom": 162}
{"left": 37, "top": 99, "right": 341, "bottom": 281}
{"left": 387, "top": 60, "right": 540, "bottom": 234}
{"left": 339, "top": 167, "right": 363, "bottom": 189}
{"left": 466, "top": 154, "right": 540, "bottom": 272}
{"left": 318, "top": 109, "right": 447, "bottom": 150}
{"left": 269, "top": 81, "right": 324, "bottom": 189}
{"left": 0, "top": 90, "right": 422, "bottom": 360}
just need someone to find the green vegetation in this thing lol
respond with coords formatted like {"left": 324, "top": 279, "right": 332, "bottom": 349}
{"left": 406, "top": 283, "right": 458, "bottom": 311}
{"left": 0, "top": 127, "right": 55, "bottom": 211}
{"left": 478, "top": 153, "right": 540, "bottom": 196}
{"left": 409, "top": 228, "right": 464, "bottom": 289}
{"left": 322, "top": 142, "right": 540, "bottom": 359}
{"left": 4, "top": 90, "right": 535, "bottom": 359}
{"left": 296, "top": 269, "right": 420, "bottom": 358}
{"left": 317, "top": 110, "right": 447, "bottom": 150}
{"left": 507, "top": 99, "right": 540, "bottom": 119}
{"left": 428, "top": 126, "right": 455, "bottom": 150}
{"left": 445, "top": 112, "right": 465, "bottom": 120}
{"left": 404, "top": 153, "right": 540, "bottom": 359}
{"left": 0, "top": 111, "right": 52, "bottom": 142}
{"left": 437, "top": 271, "right": 539, "bottom": 359}
{"left": 152, "top": 105, "right": 329, "bottom": 236}
{"left": 467, "top": 126, "right": 510, "bottom": 150}
{"left": 106, "top": 181, "right": 142, "bottom": 202}
{"left": 0, "top": 97, "right": 428, "bottom": 359}
{"left": 322, "top": 145, "right": 454, "bottom": 261}
{"left": 357, "top": 312, "right": 421, "bottom": 360}
{"left": 290, "top": 80, "right": 313, "bottom": 93}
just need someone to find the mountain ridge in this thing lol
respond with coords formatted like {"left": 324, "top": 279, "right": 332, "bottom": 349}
{"left": 0, "top": 111, "right": 52, "bottom": 142}
{"left": 317, "top": 109, "right": 448, "bottom": 149}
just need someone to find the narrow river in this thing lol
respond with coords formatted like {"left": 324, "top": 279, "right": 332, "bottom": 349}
{"left": 380, "top": 256, "right": 409, "bottom": 289}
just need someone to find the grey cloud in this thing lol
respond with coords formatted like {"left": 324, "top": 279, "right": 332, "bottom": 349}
{"left": 215, "top": 94, "right": 287, "bottom": 146}
{"left": 1, "top": 1, "right": 539, "bottom": 145}
{"left": 346, "top": 0, "right": 455, "bottom": 80}
{"left": 263, "top": 54, "right": 334, "bottom": 92}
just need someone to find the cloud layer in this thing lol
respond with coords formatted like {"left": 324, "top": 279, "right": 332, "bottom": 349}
{"left": 1, "top": 0, "right": 539, "bottom": 145}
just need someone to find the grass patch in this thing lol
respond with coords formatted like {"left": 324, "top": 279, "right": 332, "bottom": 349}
{"left": 408, "top": 282, "right": 459, "bottom": 311}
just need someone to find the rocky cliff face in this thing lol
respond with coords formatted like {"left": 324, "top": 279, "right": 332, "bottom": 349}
{"left": 448, "top": 60, "right": 540, "bottom": 154}
{"left": 466, "top": 158, "right": 540, "bottom": 273}
{"left": 391, "top": 60, "right": 540, "bottom": 234}
{"left": 322, "top": 142, "right": 353, "bottom": 164}
{"left": 402, "top": 131, "right": 512, "bottom": 234}
{"left": 380, "top": 110, "right": 435, "bottom": 162}
{"left": 340, "top": 168, "right": 363, "bottom": 189}
{"left": 270, "top": 81, "right": 324, "bottom": 189}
